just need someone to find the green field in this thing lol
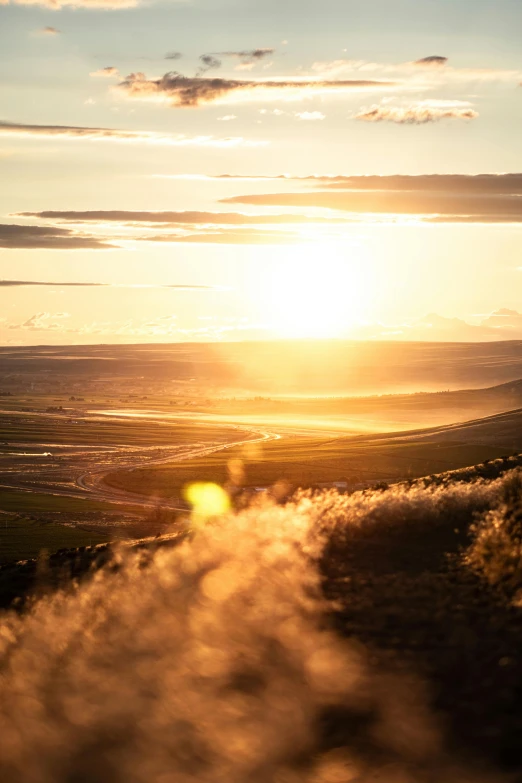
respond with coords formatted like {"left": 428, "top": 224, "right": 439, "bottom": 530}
{"left": 0, "top": 410, "right": 238, "bottom": 447}
{"left": 104, "top": 429, "right": 514, "bottom": 500}
{"left": 0, "top": 516, "right": 110, "bottom": 564}
{"left": 0, "top": 490, "right": 124, "bottom": 514}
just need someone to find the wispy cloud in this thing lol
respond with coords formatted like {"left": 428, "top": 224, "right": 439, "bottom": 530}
{"left": 0, "top": 280, "right": 106, "bottom": 287}
{"left": 117, "top": 72, "right": 396, "bottom": 107}
{"left": 1, "top": 0, "right": 138, "bottom": 8}
{"left": 141, "top": 229, "right": 300, "bottom": 245}
{"left": 413, "top": 55, "right": 448, "bottom": 67}
{"left": 0, "top": 121, "right": 266, "bottom": 147}
{"left": 17, "top": 210, "right": 348, "bottom": 226}
{"left": 0, "top": 279, "right": 224, "bottom": 290}
{"left": 196, "top": 48, "right": 275, "bottom": 74}
{"left": 33, "top": 26, "right": 61, "bottom": 35}
{"left": 151, "top": 173, "right": 296, "bottom": 181}
{"left": 295, "top": 111, "right": 325, "bottom": 121}
{"left": 165, "top": 51, "right": 182, "bottom": 61}
{"left": 220, "top": 172, "right": 522, "bottom": 223}
{"left": 355, "top": 100, "right": 478, "bottom": 124}
{"left": 8, "top": 312, "right": 71, "bottom": 332}
{"left": 0, "top": 224, "right": 115, "bottom": 250}
{"left": 311, "top": 56, "right": 522, "bottom": 87}
{"left": 173, "top": 172, "right": 522, "bottom": 194}
{"left": 197, "top": 55, "right": 222, "bottom": 75}
{"left": 218, "top": 48, "right": 275, "bottom": 62}
{"left": 90, "top": 66, "right": 119, "bottom": 78}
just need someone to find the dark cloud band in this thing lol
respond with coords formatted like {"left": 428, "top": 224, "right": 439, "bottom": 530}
{"left": 118, "top": 72, "right": 396, "bottom": 107}
{"left": 0, "top": 224, "right": 115, "bottom": 250}
{"left": 0, "top": 280, "right": 219, "bottom": 289}
{"left": 220, "top": 173, "right": 522, "bottom": 223}
{"left": 17, "top": 210, "right": 347, "bottom": 225}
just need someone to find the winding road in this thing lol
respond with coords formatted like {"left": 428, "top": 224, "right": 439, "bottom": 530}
{"left": 0, "top": 411, "right": 281, "bottom": 511}
{"left": 75, "top": 424, "right": 280, "bottom": 509}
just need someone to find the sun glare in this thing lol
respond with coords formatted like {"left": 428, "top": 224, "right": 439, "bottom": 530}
{"left": 260, "top": 241, "right": 371, "bottom": 338}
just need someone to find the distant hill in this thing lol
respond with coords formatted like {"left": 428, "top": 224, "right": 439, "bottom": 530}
{"left": 4, "top": 340, "right": 522, "bottom": 395}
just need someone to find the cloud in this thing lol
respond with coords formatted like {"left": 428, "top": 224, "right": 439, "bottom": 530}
{"left": 142, "top": 229, "right": 299, "bottom": 245}
{"left": 198, "top": 54, "right": 222, "bottom": 75}
{"left": 197, "top": 48, "right": 275, "bottom": 74}
{"left": 295, "top": 111, "right": 325, "bottom": 121}
{"left": 153, "top": 173, "right": 299, "bottom": 181}
{"left": 0, "top": 121, "right": 265, "bottom": 147}
{"left": 219, "top": 48, "right": 275, "bottom": 62}
{"left": 0, "top": 280, "right": 106, "bottom": 287}
{"left": 117, "top": 72, "right": 396, "bottom": 107}
{"left": 217, "top": 115, "right": 237, "bottom": 121}
{"left": 311, "top": 56, "right": 522, "bottom": 87}
{"left": 220, "top": 173, "right": 522, "bottom": 223}
{"left": 20, "top": 173, "right": 522, "bottom": 230}
{"left": 17, "top": 210, "right": 348, "bottom": 226}
{"left": 0, "top": 279, "right": 222, "bottom": 290}
{"left": 8, "top": 312, "right": 71, "bottom": 332}
{"left": 0, "top": 224, "right": 115, "bottom": 250}
{"left": 216, "top": 48, "right": 275, "bottom": 70}
{"left": 2, "top": 0, "right": 137, "bottom": 8}
{"left": 165, "top": 51, "right": 182, "bottom": 61}
{"left": 183, "top": 172, "right": 522, "bottom": 195}
{"left": 317, "top": 173, "right": 522, "bottom": 194}
{"left": 34, "top": 26, "right": 60, "bottom": 35}
{"left": 90, "top": 66, "right": 119, "bottom": 78}
{"left": 414, "top": 55, "right": 448, "bottom": 67}
{"left": 259, "top": 108, "right": 285, "bottom": 116}
{"left": 355, "top": 100, "right": 478, "bottom": 124}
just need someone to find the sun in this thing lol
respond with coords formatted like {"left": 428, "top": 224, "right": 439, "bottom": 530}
{"left": 258, "top": 241, "right": 371, "bottom": 338}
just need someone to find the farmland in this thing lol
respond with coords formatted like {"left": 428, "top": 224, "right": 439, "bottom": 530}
{"left": 2, "top": 343, "right": 522, "bottom": 777}
{"left": 2, "top": 341, "right": 522, "bottom": 563}
{"left": 105, "top": 408, "right": 522, "bottom": 499}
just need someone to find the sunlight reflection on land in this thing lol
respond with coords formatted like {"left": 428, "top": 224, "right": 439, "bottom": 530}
{"left": 93, "top": 407, "right": 486, "bottom": 437}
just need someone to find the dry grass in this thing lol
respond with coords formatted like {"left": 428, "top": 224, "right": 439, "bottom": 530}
{"left": 0, "top": 476, "right": 515, "bottom": 782}
{"left": 467, "top": 471, "right": 522, "bottom": 599}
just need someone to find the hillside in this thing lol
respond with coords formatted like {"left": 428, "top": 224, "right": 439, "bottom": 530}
{"left": 104, "top": 405, "right": 522, "bottom": 499}
{"left": 2, "top": 457, "right": 522, "bottom": 780}
{"left": 4, "top": 340, "right": 522, "bottom": 396}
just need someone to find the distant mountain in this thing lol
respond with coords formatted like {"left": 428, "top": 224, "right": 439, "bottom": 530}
{"left": 480, "top": 308, "right": 522, "bottom": 332}
{"left": 415, "top": 313, "right": 489, "bottom": 340}
{"left": 388, "top": 309, "right": 522, "bottom": 342}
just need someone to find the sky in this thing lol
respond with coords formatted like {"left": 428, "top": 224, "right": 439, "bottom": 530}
{"left": 1, "top": 0, "right": 522, "bottom": 345}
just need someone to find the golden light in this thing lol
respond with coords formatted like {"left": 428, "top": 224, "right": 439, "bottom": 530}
{"left": 257, "top": 240, "right": 371, "bottom": 338}
{"left": 183, "top": 482, "right": 230, "bottom": 526}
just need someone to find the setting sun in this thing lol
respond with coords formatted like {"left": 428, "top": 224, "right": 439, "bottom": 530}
{"left": 257, "top": 241, "right": 371, "bottom": 337}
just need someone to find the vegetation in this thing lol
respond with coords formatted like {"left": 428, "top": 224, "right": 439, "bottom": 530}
{"left": 0, "top": 490, "right": 117, "bottom": 515}
{"left": 0, "top": 409, "right": 237, "bottom": 447}
{"left": 3, "top": 466, "right": 522, "bottom": 780}
{"left": 104, "top": 430, "right": 515, "bottom": 500}
{"left": 467, "top": 471, "right": 522, "bottom": 598}
{"left": 0, "top": 516, "right": 110, "bottom": 564}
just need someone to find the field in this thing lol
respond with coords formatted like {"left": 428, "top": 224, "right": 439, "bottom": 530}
{"left": 105, "top": 408, "right": 522, "bottom": 499}
{"left": 4, "top": 340, "right": 522, "bottom": 395}
{"left": 2, "top": 342, "right": 522, "bottom": 562}
{"left": 3, "top": 342, "right": 522, "bottom": 777}
{"left": 0, "top": 389, "right": 247, "bottom": 559}
{"left": 0, "top": 514, "right": 111, "bottom": 564}
{"left": 3, "top": 459, "right": 522, "bottom": 779}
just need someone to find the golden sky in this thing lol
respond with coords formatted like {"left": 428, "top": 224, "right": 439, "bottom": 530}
{"left": 1, "top": 0, "right": 522, "bottom": 343}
